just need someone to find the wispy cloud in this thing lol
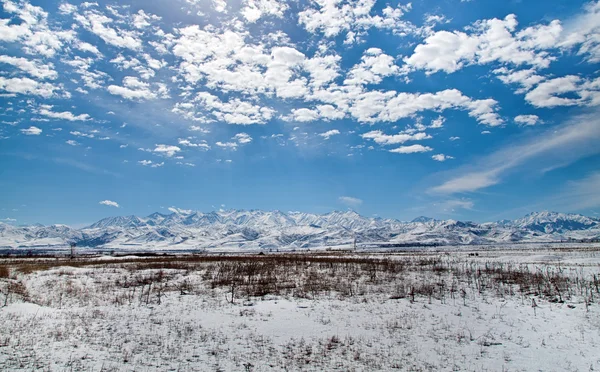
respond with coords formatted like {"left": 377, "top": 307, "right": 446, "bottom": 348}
{"left": 430, "top": 113, "right": 600, "bottom": 194}
{"left": 338, "top": 196, "right": 363, "bottom": 207}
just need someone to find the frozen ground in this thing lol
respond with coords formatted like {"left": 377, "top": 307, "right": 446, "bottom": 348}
{"left": 1, "top": 249, "right": 600, "bottom": 371}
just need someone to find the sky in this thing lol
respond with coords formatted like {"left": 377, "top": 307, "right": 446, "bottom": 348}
{"left": 1, "top": 0, "right": 600, "bottom": 226}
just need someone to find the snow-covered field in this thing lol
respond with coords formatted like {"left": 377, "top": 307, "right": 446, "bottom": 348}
{"left": 1, "top": 249, "right": 600, "bottom": 371}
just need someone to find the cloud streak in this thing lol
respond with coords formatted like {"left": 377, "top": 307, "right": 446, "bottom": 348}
{"left": 430, "top": 113, "right": 600, "bottom": 194}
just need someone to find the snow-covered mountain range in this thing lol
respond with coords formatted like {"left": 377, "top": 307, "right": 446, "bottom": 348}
{"left": 1, "top": 210, "right": 599, "bottom": 250}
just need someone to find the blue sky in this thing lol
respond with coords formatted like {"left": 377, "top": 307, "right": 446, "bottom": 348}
{"left": 1, "top": 0, "right": 600, "bottom": 226}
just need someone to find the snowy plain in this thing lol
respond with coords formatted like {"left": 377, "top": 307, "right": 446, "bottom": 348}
{"left": 1, "top": 247, "right": 599, "bottom": 371}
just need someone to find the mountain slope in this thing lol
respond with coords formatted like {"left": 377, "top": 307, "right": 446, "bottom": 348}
{"left": 1, "top": 210, "right": 599, "bottom": 250}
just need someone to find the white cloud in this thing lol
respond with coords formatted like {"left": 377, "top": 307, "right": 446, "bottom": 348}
{"left": 58, "top": 3, "right": 77, "bottom": 14}
{"left": 361, "top": 130, "right": 431, "bottom": 145}
{"left": 0, "top": 77, "right": 57, "bottom": 97}
{"left": 189, "top": 125, "right": 211, "bottom": 133}
{"left": 38, "top": 105, "right": 91, "bottom": 121}
{"left": 432, "top": 154, "right": 454, "bottom": 162}
{"left": 318, "top": 129, "right": 340, "bottom": 139}
{"left": 431, "top": 112, "right": 600, "bottom": 194}
{"left": 241, "top": 0, "right": 288, "bottom": 23}
{"left": 74, "top": 9, "right": 142, "bottom": 50}
{"left": 298, "top": 0, "right": 415, "bottom": 40}
{"left": 66, "top": 140, "right": 79, "bottom": 146}
{"left": 449, "top": 136, "right": 460, "bottom": 141}
{"left": 20, "top": 126, "right": 42, "bottom": 135}
{"left": 347, "top": 88, "right": 502, "bottom": 126}
{"left": 404, "top": 15, "right": 560, "bottom": 74}
{"left": 344, "top": 48, "right": 400, "bottom": 86}
{"left": 494, "top": 67, "right": 545, "bottom": 93}
{"left": 153, "top": 144, "right": 181, "bottom": 157}
{"left": 0, "top": 55, "right": 58, "bottom": 79}
{"left": 178, "top": 138, "right": 210, "bottom": 150}
{"left": 138, "top": 160, "right": 164, "bottom": 167}
{"left": 70, "top": 131, "right": 94, "bottom": 138}
{"left": 107, "top": 76, "right": 161, "bottom": 100}
{"left": 99, "top": 200, "right": 119, "bottom": 208}
{"left": 233, "top": 133, "right": 252, "bottom": 144}
{"left": 389, "top": 144, "right": 433, "bottom": 154}
{"left": 215, "top": 141, "right": 239, "bottom": 150}
{"left": 559, "top": 1, "right": 600, "bottom": 63}
{"left": 175, "top": 92, "right": 274, "bottom": 125}
{"left": 132, "top": 10, "right": 160, "bottom": 29}
{"left": 339, "top": 196, "right": 363, "bottom": 207}
{"left": 168, "top": 206, "right": 192, "bottom": 214}
{"left": 285, "top": 108, "right": 319, "bottom": 122}
{"left": 430, "top": 116, "right": 445, "bottom": 128}
{"left": 514, "top": 114, "right": 541, "bottom": 126}
{"left": 524, "top": 75, "right": 600, "bottom": 108}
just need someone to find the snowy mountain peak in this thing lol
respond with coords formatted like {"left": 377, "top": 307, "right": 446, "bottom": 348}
{"left": 511, "top": 211, "right": 599, "bottom": 233}
{"left": 2, "top": 210, "right": 599, "bottom": 250}
{"left": 412, "top": 216, "right": 435, "bottom": 223}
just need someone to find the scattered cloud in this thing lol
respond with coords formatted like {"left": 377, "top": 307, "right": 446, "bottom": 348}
{"left": 153, "top": 144, "right": 181, "bottom": 157}
{"left": 514, "top": 114, "right": 541, "bottom": 126}
{"left": 319, "top": 129, "right": 340, "bottom": 139}
{"left": 389, "top": 144, "right": 433, "bottom": 154}
{"left": 432, "top": 154, "right": 454, "bottom": 162}
{"left": 20, "top": 126, "right": 42, "bottom": 135}
{"left": 99, "top": 200, "right": 120, "bottom": 208}
{"left": 362, "top": 130, "right": 431, "bottom": 145}
{"left": 234, "top": 133, "right": 252, "bottom": 144}
{"left": 339, "top": 196, "right": 363, "bottom": 207}
{"left": 138, "top": 160, "right": 164, "bottom": 167}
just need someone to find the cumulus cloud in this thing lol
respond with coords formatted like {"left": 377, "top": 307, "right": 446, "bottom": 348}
{"left": 99, "top": 200, "right": 120, "bottom": 208}
{"left": 344, "top": 48, "right": 400, "bottom": 86}
{"left": 241, "top": 0, "right": 288, "bottom": 23}
{"left": 514, "top": 115, "right": 541, "bottom": 126}
{"left": 215, "top": 141, "right": 239, "bottom": 150}
{"left": 74, "top": 9, "right": 143, "bottom": 50}
{"left": 298, "top": 0, "right": 415, "bottom": 40}
{"left": 0, "top": 77, "right": 57, "bottom": 97}
{"left": 524, "top": 75, "right": 600, "bottom": 108}
{"left": 404, "top": 15, "right": 560, "bottom": 74}
{"left": 38, "top": 105, "right": 91, "bottom": 121}
{"left": 432, "top": 154, "right": 454, "bottom": 162}
{"left": 389, "top": 144, "right": 433, "bottom": 154}
{"left": 138, "top": 160, "right": 164, "bottom": 167}
{"left": 362, "top": 130, "right": 431, "bottom": 145}
{"left": 318, "top": 129, "right": 340, "bottom": 139}
{"left": 20, "top": 126, "right": 42, "bottom": 135}
{"left": 178, "top": 138, "right": 210, "bottom": 150}
{"left": 233, "top": 133, "right": 252, "bottom": 144}
{"left": 107, "top": 76, "right": 164, "bottom": 100}
{"left": 0, "top": 55, "right": 58, "bottom": 79}
{"left": 153, "top": 144, "right": 181, "bottom": 157}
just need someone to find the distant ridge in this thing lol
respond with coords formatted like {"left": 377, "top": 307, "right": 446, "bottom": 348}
{"left": 1, "top": 210, "right": 598, "bottom": 250}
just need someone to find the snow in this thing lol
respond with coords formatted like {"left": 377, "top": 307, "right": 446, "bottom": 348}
{"left": 1, "top": 249, "right": 600, "bottom": 370}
